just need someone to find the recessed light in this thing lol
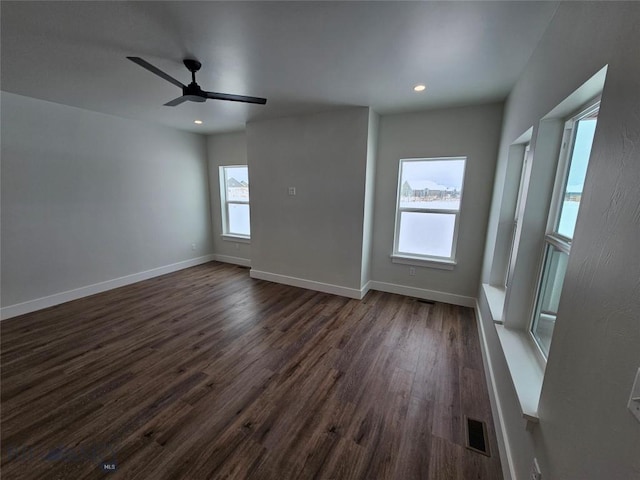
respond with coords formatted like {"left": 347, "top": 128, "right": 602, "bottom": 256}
{"left": 194, "top": 120, "right": 203, "bottom": 125}
{"left": 413, "top": 84, "right": 426, "bottom": 92}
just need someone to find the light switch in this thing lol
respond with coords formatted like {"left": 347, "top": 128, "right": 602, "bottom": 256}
{"left": 530, "top": 458, "right": 542, "bottom": 480}
{"left": 628, "top": 367, "right": 640, "bottom": 423}
{"left": 288, "top": 187, "right": 296, "bottom": 196}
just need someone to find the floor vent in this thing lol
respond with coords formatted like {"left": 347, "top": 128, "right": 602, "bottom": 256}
{"left": 417, "top": 299, "right": 434, "bottom": 305}
{"left": 465, "top": 416, "right": 490, "bottom": 456}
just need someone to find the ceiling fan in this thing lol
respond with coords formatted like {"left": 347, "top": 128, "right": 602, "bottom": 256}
{"left": 127, "top": 57, "right": 267, "bottom": 107}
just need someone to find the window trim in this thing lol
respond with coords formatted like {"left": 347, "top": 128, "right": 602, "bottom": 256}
{"left": 391, "top": 156, "right": 467, "bottom": 266}
{"left": 219, "top": 165, "right": 251, "bottom": 240}
{"left": 221, "top": 234, "right": 250, "bottom": 244}
{"left": 390, "top": 254, "right": 456, "bottom": 270}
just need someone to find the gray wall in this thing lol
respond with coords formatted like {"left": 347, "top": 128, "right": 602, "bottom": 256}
{"left": 360, "top": 110, "right": 379, "bottom": 288}
{"left": 479, "top": 2, "right": 640, "bottom": 479}
{"left": 246, "top": 108, "right": 370, "bottom": 290}
{"left": 206, "top": 131, "right": 251, "bottom": 264}
{"left": 370, "top": 103, "right": 503, "bottom": 299}
{"left": 1, "top": 92, "right": 212, "bottom": 307}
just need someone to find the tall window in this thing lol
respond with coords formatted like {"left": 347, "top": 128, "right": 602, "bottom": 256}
{"left": 531, "top": 101, "right": 599, "bottom": 356}
{"left": 393, "top": 157, "right": 466, "bottom": 263}
{"left": 219, "top": 165, "right": 250, "bottom": 239}
{"left": 505, "top": 144, "right": 530, "bottom": 287}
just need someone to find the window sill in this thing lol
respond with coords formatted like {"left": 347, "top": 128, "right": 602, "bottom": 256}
{"left": 482, "top": 283, "right": 506, "bottom": 324}
{"left": 221, "top": 234, "right": 250, "bottom": 244}
{"left": 390, "top": 254, "right": 456, "bottom": 270}
{"left": 495, "top": 324, "right": 544, "bottom": 425}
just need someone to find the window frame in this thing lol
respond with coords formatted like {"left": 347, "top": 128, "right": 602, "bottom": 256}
{"left": 219, "top": 165, "right": 251, "bottom": 242}
{"left": 546, "top": 99, "right": 600, "bottom": 244}
{"left": 505, "top": 143, "right": 530, "bottom": 288}
{"left": 391, "top": 156, "right": 467, "bottom": 268}
{"left": 529, "top": 98, "right": 600, "bottom": 358}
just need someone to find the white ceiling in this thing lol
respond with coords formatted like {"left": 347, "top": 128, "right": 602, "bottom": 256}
{"left": 1, "top": 1, "right": 559, "bottom": 134}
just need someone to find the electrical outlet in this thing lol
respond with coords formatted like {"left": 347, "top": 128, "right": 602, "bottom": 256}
{"left": 628, "top": 367, "right": 640, "bottom": 423}
{"left": 409, "top": 267, "right": 416, "bottom": 276}
{"left": 530, "top": 458, "right": 542, "bottom": 480}
{"left": 191, "top": 243, "right": 196, "bottom": 251}
{"left": 288, "top": 186, "right": 296, "bottom": 196}
{"left": 235, "top": 242, "right": 240, "bottom": 249}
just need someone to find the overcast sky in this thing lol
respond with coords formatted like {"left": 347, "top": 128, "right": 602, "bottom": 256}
{"left": 226, "top": 166, "right": 249, "bottom": 184}
{"left": 402, "top": 159, "right": 465, "bottom": 189}
{"left": 567, "top": 118, "right": 597, "bottom": 192}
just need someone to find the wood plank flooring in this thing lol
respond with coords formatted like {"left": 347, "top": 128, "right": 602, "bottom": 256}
{"left": 1, "top": 262, "right": 503, "bottom": 479}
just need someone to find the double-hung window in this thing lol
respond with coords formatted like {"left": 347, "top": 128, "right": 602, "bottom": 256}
{"left": 531, "top": 101, "right": 599, "bottom": 357}
{"left": 219, "top": 165, "right": 250, "bottom": 240}
{"left": 393, "top": 157, "right": 466, "bottom": 266}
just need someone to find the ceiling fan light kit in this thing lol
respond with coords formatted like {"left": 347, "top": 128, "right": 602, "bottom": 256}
{"left": 127, "top": 56, "right": 267, "bottom": 107}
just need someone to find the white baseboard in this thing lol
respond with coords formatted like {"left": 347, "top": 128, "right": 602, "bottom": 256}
{"left": 0, "top": 254, "right": 216, "bottom": 321}
{"left": 368, "top": 280, "right": 475, "bottom": 307}
{"left": 249, "top": 269, "right": 367, "bottom": 300}
{"left": 247, "top": 272, "right": 473, "bottom": 306}
{"left": 361, "top": 280, "right": 371, "bottom": 298}
{"left": 475, "top": 301, "right": 516, "bottom": 480}
{"left": 212, "top": 254, "right": 251, "bottom": 267}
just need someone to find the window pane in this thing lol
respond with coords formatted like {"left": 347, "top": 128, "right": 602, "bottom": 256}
{"left": 506, "top": 145, "right": 529, "bottom": 287}
{"left": 400, "top": 159, "right": 465, "bottom": 210}
{"left": 398, "top": 211, "right": 455, "bottom": 258}
{"left": 228, "top": 203, "right": 250, "bottom": 236}
{"left": 225, "top": 166, "right": 249, "bottom": 202}
{"left": 532, "top": 244, "right": 569, "bottom": 356}
{"left": 557, "top": 117, "right": 597, "bottom": 239}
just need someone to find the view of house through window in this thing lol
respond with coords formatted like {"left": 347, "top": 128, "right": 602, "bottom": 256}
{"left": 531, "top": 102, "right": 599, "bottom": 356}
{"left": 394, "top": 157, "right": 466, "bottom": 261}
{"left": 220, "top": 165, "right": 250, "bottom": 238}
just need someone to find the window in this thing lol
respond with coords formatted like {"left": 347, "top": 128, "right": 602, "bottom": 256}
{"left": 393, "top": 157, "right": 466, "bottom": 265}
{"left": 531, "top": 101, "right": 599, "bottom": 357}
{"left": 219, "top": 165, "right": 250, "bottom": 239}
{"left": 505, "top": 144, "right": 530, "bottom": 288}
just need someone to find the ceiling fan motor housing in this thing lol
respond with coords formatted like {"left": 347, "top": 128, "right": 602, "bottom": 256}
{"left": 183, "top": 84, "right": 207, "bottom": 102}
{"left": 183, "top": 59, "right": 202, "bottom": 73}
{"left": 182, "top": 59, "right": 206, "bottom": 101}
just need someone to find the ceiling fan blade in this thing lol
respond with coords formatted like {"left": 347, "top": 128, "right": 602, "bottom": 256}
{"left": 205, "top": 91, "right": 267, "bottom": 105}
{"left": 127, "top": 57, "right": 185, "bottom": 89}
{"left": 164, "top": 96, "right": 189, "bottom": 107}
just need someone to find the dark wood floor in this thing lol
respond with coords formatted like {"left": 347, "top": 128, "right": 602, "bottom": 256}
{"left": 1, "top": 262, "right": 502, "bottom": 479}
